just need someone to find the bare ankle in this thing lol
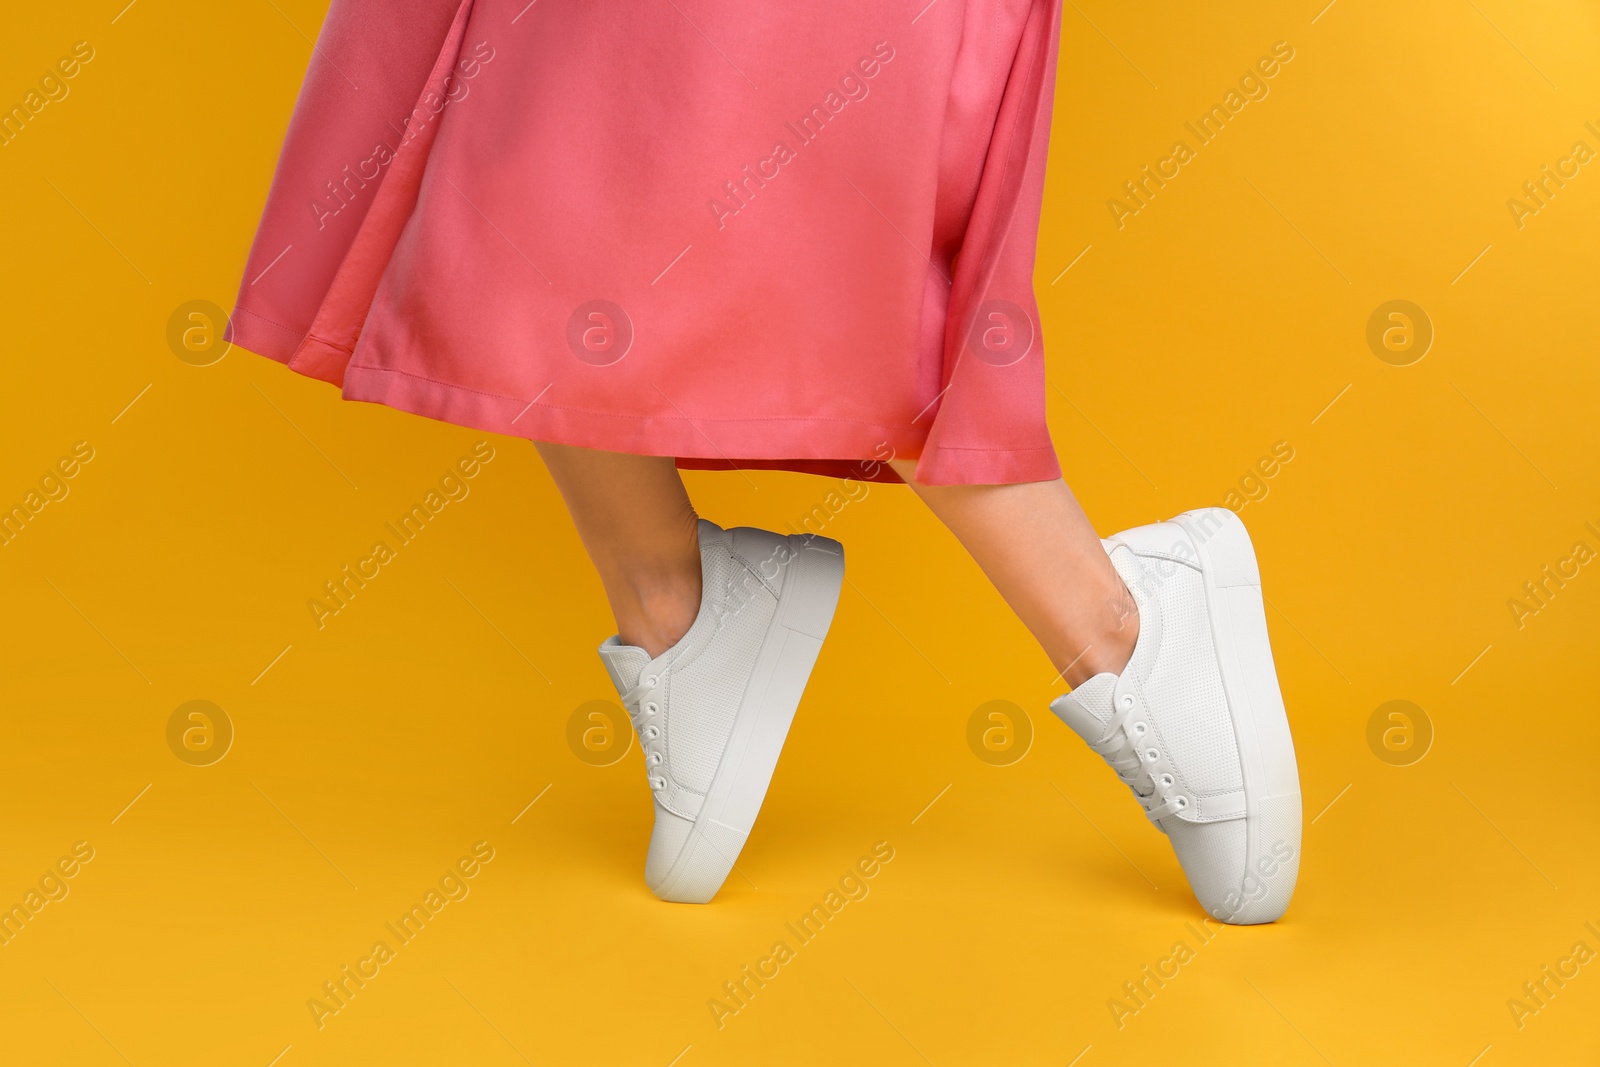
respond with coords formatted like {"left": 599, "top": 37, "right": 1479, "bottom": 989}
{"left": 616, "top": 570, "right": 702, "bottom": 657}
{"left": 1057, "top": 581, "right": 1140, "bottom": 688}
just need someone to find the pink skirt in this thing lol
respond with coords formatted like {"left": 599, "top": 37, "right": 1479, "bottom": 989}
{"left": 228, "top": 0, "right": 1064, "bottom": 485}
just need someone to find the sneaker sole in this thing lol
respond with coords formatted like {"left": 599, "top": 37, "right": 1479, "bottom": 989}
{"left": 1172, "top": 507, "right": 1302, "bottom": 924}
{"left": 651, "top": 531, "right": 845, "bottom": 904}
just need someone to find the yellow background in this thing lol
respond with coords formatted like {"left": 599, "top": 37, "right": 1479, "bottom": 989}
{"left": 2, "top": 1, "right": 1597, "bottom": 1064}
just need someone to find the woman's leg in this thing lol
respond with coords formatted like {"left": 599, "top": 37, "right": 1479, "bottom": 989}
{"left": 541, "top": 443, "right": 849, "bottom": 905}
{"left": 888, "top": 460, "right": 1137, "bottom": 688}
{"left": 535, "top": 442, "right": 702, "bottom": 657}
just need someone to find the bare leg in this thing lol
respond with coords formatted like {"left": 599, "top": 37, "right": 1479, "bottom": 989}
{"left": 888, "top": 460, "right": 1137, "bottom": 688}
{"left": 535, "top": 442, "right": 702, "bottom": 657}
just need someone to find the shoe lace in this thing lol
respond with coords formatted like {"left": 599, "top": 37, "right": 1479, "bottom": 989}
{"left": 621, "top": 673, "right": 667, "bottom": 793}
{"left": 1092, "top": 690, "right": 1189, "bottom": 824}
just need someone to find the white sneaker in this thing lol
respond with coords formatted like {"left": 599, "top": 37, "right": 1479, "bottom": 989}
{"left": 1051, "top": 508, "right": 1302, "bottom": 924}
{"left": 597, "top": 519, "right": 845, "bottom": 904}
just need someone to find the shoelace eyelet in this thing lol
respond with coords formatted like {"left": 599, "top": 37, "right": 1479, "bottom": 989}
{"left": 644, "top": 701, "right": 658, "bottom": 715}
{"left": 1119, "top": 693, "right": 1135, "bottom": 710}
{"left": 643, "top": 726, "right": 660, "bottom": 741}
{"left": 648, "top": 753, "right": 662, "bottom": 766}
{"left": 1132, "top": 722, "right": 1147, "bottom": 736}
{"left": 1160, "top": 773, "right": 1174, "bottom": 788}
{"left": 1144, "top": 748, "right": 1159, "bottom": 762}
{"left": 1175, "top": 796, "right": 1188, "bottom": 809}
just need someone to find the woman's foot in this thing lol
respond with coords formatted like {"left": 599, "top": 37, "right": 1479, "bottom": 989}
{"left": 1051, "top": 508, "right": 1303, "bottom": 924}
{"left": 597, "top": 520, "right": 846, "bottom": 903}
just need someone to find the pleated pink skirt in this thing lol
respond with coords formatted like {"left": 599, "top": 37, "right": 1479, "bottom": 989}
{"left": 229, "top": 0, "right": 1064, "bottom": 485}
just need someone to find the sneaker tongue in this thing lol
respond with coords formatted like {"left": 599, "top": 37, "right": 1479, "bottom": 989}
{"left": 596, "top": 636, "right": 651, "bottom": 697}
{"left": 1049, "top": 673, "right": 1118, "bottom": 743}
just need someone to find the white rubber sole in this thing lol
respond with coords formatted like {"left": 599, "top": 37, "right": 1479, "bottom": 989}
{"left": 1172, "top": 507, "right": 1302, "bottom": 924}
{"left": 651, "top": 531, "right": 845, "bottom": 904}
